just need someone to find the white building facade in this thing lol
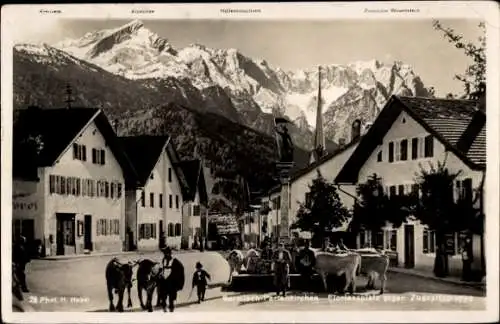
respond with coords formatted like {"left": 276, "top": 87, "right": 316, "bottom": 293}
{"left": 336, "top": 95, "right": 486, "bottom": 276}
{"left": 121, "top": 136, "right": 189, "bottom": 251}
{"left": 13, "top": 108, "right": 133, "bottom": 256}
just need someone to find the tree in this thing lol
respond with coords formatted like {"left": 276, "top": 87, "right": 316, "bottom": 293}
{"left": 414, "top": 160, "right": 459, "bottom": 277}
{"left": 291, "top": 170, "right": 351, "bottom": 248}
{"left": 350, "top": 174, "right": 416, "bottom": 246}
{"left": 432, "top": 20, "right": 486, "bottom": 97}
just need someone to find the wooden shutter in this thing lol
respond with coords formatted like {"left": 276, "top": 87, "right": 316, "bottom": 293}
{"left": 388, "top": 142, "right": 394, "bottom": 162}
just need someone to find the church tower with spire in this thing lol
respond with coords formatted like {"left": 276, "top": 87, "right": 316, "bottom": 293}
{"left": 309, "top": 66, "right": 326, "bottom": 164}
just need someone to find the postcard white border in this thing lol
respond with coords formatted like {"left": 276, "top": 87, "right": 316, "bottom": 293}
{"left": 2, "top": 1, "right": 499, "bottom": 323}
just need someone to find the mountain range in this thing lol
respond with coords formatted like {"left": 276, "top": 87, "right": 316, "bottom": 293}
{"left": 13, "top": 19, "right": 435, "bottom": 211}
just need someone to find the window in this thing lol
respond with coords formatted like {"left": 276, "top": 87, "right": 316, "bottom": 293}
{"left": 175, "top": 223, "right": 181, "bottom": 236}
{"left": 117, "top": 183, "right": 122, "bottom": 199}
{"left": 388, "top": 142, "right": 394, "bottom": 163}
{"left": 110, "top": 183, "right": 115, "bottom": 199}
{"left": 390, "top": 230, "right": 397, "bottom": 251}
{"left": 422, "top": 228, "right": 436, "bottom": 253}
{"left": 377, "top": 151, "right": 382, "bottom": 162}
{"left": 424, "top": 135, "right": 434, "bottom": 157}
{"left": 73, "top": 143, "right": 87, "bottom": 161}
{"left": 150, "top": 173, "right": 154, "bottom": 180}
{"left": 168, "top": 223, "right": 174, "bottom": 236}
{"left": 456, "top": 178, "right": 473, "bottom": 203}
{"left": 150, "top": 193, "right": 155, "bottom": 208}
{"left": 139, "top": 223, "right": 157, "bottom": 240}
{"left": 359, "top": 230, "right": 366, "bottom": 248}
{"left": 168, "top": 168, "right": 172, "bottom": 182}
{"left": 92, "top": 148, "right": 106, "bottom": 165}
{"left": 159, "top": 194, "right": 163, "bottom": 208}
{"left": 400, "top": 139, "right": 408, "bottom": 161}
{"left": 398, "top": 185, "right": 405, "bottom": 196}
{"left": 175, "top": 195, "right": 179, "bottom": 209}
{"left": 411, "top": 138, "right": 419, "bottom": 160}
{"left": 305, "top": 192, "right": 312, "bottom": 207}
{"left": 389, "top": 186, "right": 396, "bottom": 197}
{"left": 105, "top": 181, "right": 109, "bottom": 198}
{"left": 193, "top": 205, "right": 201, "bottom": 216}
{"left": 372, "top": 231, "right": 384, "bottom": 249}
{"left": 169, "top": 195, "right": 173, "bottom": 208}
{"left": 141, "top": 191, "right": 145, "bottom": 207}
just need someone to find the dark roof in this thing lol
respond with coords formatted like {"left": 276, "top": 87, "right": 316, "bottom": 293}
{"left": 13, "top": 106, "right": 138, "bottom": 185}
{"left": 14, "top": 107, "right": 99, "bottom": 167}
{"left": 335, "top": 95, "right": 485, "bottom": 184}
{"left": 178, "top": 159, "right": 208, "bottom": 205}
{"left": 119, "top": 135, "right": 169, "bottom": 187}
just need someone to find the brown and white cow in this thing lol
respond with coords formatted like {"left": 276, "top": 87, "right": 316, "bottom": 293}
{"left": 226, "top": 249, "right": 245, "bottom": 283}
{"left": 355, "top": 249, "right": 390, "bottom": 295}
{"left": 313, "top": 251, "right": 361, "bottom": 294}
{"left": 105, "top": 258, "right": 139, "bottom": 312}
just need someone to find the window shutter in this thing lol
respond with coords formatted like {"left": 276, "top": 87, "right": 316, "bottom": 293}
{"left": 96, "top": 219, "right": 101, "bottom": 236}
{"left": 388, "top": 142, "right": 394, "bottom": 162}
{"left": 423, "top": 230, "right": 428, "bottom": 253}
{"left": 73, "top": 143, "right": 78, "bottom": 159}
{"left": 100, "top": 150, "right": 105, "bottom": 165}
{"left": 424, "top": 135, "right": 434, "bottom": 157}
{"left": 430, "top": 231, "right": 436, "bottom": 253}
{"left": 49, "top": 175, "right": 55, "bottom": 193}
{"left": 82, "top": 146, "right": 87, "bottom": 161}
{"left": 400, "top": 139, "right": 408, "bottom": 161}
{"left": 411, "top": 138, "right": 418, "bottom": 160}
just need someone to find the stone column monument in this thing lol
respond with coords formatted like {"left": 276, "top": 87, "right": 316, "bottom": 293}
{"left": 274, "top": 117, "right": 295, "bottom": 244}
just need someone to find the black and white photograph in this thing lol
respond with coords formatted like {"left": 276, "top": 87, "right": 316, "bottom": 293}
{"left": 1, "top": 2, "right": 499, "bottom": 323}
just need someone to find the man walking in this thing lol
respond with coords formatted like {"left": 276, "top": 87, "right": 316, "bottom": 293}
{"left": 13, "top": 235, "right": 31, "bottom": 293}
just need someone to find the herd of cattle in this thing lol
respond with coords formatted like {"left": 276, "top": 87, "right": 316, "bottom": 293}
{"left": 11, "top": 247, "right": 390, "bottom": 313}
{"left": 105, "top": 257, "right": 185, "bottom": 312}
{"left": 227, "top": 247, "right": 390, "bottom": 295}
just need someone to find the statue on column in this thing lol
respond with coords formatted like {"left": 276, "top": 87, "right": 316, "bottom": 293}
{"left": 274, "top": 117, "right": 294, "bottom": 163}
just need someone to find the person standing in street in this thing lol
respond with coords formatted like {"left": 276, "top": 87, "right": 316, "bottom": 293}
{"left": 12, "top": 235, "right": 31, "bottom": 292}
{"left": 191, "top": 262, "right": 211, "bottom": 303}
{"left": 297, "top": 240, "right": 316, "bottom": 291}
{"left": 461, "top": 236, "right": 473, "bottom": 281}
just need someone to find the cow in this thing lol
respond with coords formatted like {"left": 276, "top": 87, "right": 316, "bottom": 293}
{"left": 244, "top": 248, "right": 261, "bottom": 273}
{"left": 226, "top": 249, "right": 245, "bottom": 283}
{"left": 314, "top": 251, "right": 361, "bottom": 295}
{"left": 156, "top": 249, "right": 185, "bottom": 312}
{"left": 355, "top": 250, "right": 390, "bottom": 295}
{"left": 136, "top": 259, "right": 163, "bottom": 311}
{"left": 105, "top": 257, "right": 139, "bottom": 312}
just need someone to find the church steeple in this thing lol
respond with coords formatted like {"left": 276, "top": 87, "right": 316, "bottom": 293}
{"left": 310, "top": 66, "right": 325, "bottom": 164}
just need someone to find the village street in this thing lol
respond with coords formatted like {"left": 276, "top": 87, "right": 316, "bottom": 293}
{"left": 21, "top": 251, "right": 485, "bottom": 312}
{"left": 22, "top": 250, "right": 230, "bottom": 312}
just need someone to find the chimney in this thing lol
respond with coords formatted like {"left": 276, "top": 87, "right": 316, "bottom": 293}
{"left": 338, "top": 138, "right": 346, "bottom": 148}
{"left": 351, "top": 119, "right": 361, "bottom": 142}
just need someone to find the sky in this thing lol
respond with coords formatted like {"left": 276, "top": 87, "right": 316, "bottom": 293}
{"left": 14, "top": 18, "right": 485, "bottom": 97}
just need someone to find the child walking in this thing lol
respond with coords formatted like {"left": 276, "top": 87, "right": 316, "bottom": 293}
{"left": 192, "top": 262, "right": 211, "bottom": 303}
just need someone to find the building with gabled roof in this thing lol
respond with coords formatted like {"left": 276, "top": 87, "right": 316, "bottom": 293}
{"left": 178, "top": 159, "right": 209, "bottom": 249}
{"left": 13, "top": 106, "right": 137, "bottom": 256}
{"left": 119, "top": 135, "right": 192, "bottom": 251}
{"left": 335, "top": 94, "right": 485, "bottom": 277}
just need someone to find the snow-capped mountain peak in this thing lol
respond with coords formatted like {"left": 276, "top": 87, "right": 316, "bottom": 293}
{"left": 44, "top": 20, "right": 434, "bottom": 142}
